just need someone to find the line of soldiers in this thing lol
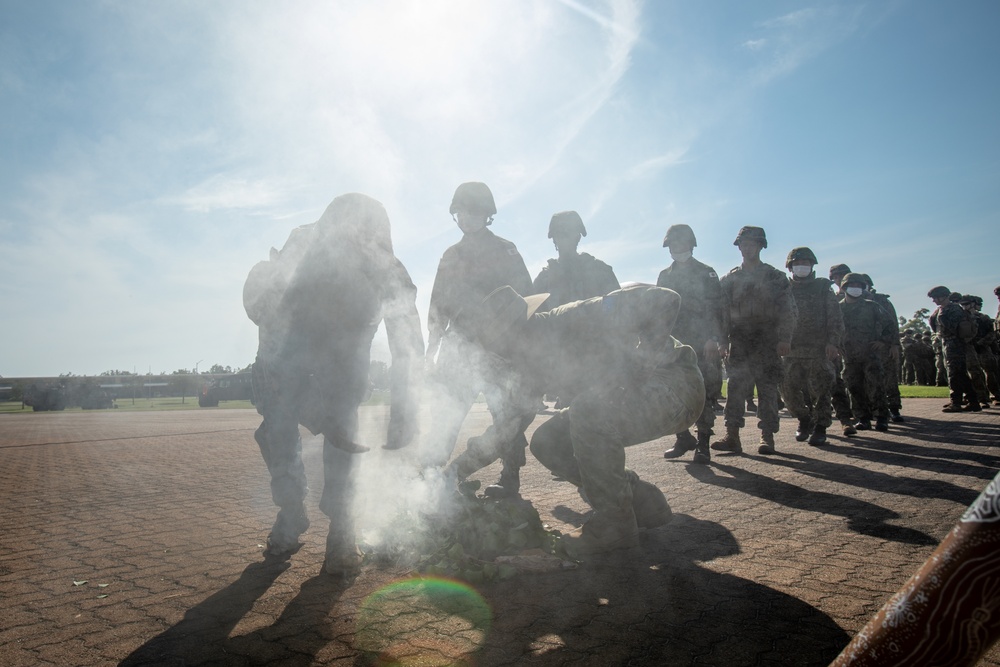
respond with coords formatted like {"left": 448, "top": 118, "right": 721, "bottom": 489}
{"left": 242, "top": 184, "right": 999, "bottom": 567}
{"left": 926, "top": 288, "right": 1000, "bottom": 412}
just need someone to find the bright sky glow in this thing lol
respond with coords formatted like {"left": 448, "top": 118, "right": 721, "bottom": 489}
{"left": 1, "top": 0, "right": 998, "bottom": 377}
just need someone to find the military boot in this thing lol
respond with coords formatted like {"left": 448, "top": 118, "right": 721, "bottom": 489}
{"left": 841, "top": 421, "right": 858, "bottom": 436}
{"left": 889, "top": 408, "right": 905, "bottom": 423}
{"left": 663, "top": 429, "right": 698, "bottom": 459}
{"left": 758, "top": 431, "right": 776, "bottom": 455}
{"left": 794, "top": 419, "right": 812, "bottom": 442}
{"left": 711, "top": 426, "right": 742, "bottom": 453}
{"left": 875, "top": 416, "right": 889, "bottom": 432}
{"left": 807, "top": 426, "right": 827, "bottom": 446}
{"left": 265, "top": 506, "right": 310, "bottom": 556}
{"left": 627, "top": 470, "right": 672, "bottom": 529}
{"left": 561, "top": 506, "right": 640, "bottom": 559}
{"left": 483, "top": 464, "right": 521, "bottom": 498}
{"left": 324, "top": 523, "right": 363, "bottom": 577}
{"left": 692, "top": 431, "right": 711, "bottom": 465}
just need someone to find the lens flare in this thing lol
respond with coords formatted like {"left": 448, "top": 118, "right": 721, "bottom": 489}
{"left": 356, "top": 576, "right": 492, "bottom": 666}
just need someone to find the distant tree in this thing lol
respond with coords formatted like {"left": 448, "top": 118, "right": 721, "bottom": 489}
{"left": 238, "top": 362, "right": 254, "bottom": 373}
{"left": 900, "top": 308, "right": 931, "bottom": 335}
{"left": 101, "top": 369, "right": 135, "bottom": 376}
{"left": 171, "top": 369, "right": 197, "bottom": 404}
{"left": 209, "top": 364, "right": 233, "bottom": 374}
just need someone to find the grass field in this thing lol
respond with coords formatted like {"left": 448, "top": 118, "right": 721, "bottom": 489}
{"left": 0, "top": 385, "right": 953, "bottom": 414}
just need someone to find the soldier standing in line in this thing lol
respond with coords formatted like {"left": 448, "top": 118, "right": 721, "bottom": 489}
{"left": 244, "top": 193, "right": 424, "bottom": 575}
{"left": 933, "top": 331, "right": 949, "bottom": 386}
{"left": 422, "top": 182, "right": 534, "bottom": 494}
{"left": 711, "top": 226, "right": 797, "bottom": 456}
{"left": 961, "top": 295, "right": 992, "bottom": 409}
{"left": 839, "top": 273, "right": 898, "bottom": 432}
{"left": 780, "top": 248, "right": 844, "bottom": 446}
{"left": 862, "top": 274, "right": 904, "bottom": 422}
{"left": 915, "top": 332, "right": 937, "bottom": 386}
{"left": 973, "top": 295, "right": 1000, "bottom": 406}
{"left": 900, "top": 330, "right": 918, "bottom": 385}
{"left": 828, "top": 263, "right": 858, "bottom": 436}
{"left": 929, "top": 285, "right": 981, "bottom": 412}
{"left": 530, "top": 211, "right": 620, "bottom": 311}
{"left": 659, "top": 224, "right": 724, "bottom": 464}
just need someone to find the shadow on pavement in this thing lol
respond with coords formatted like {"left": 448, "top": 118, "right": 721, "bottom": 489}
{"left": 119, "top": 555, "right": 351, "bottom": 666}
{"left": 688, "top": 462, "right": 938, "bottom": 546}
{"left": 477, "top": 514, "right": 851, "bottom": 666}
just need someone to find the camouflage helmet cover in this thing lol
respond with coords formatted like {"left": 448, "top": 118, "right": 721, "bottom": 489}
{"left": 829, "top": 264, "right": 851, "bottom": 280}
{"left": 450, "top": 182, "right": 497, "bottom": 218}
{"left": 995, "top": 285, "right": 1000, "bottom": 296}
{"left": 548, "top": 211, "right": 587, "bottom": 238}
{"left": 841, "top": 272, "right": 867, "bottom": 288}
{"left": 733, "top": 225, "right": 767, "bottom": 248}
{"left": 927, "top": 285, "right": 951, "bottom": 299}
{"left": 860, "top": 273, "right": 874, "bottom": 288}
{"left": 959, "top": 294, "right": 976, "bottom": 304}
{"left": 662, "top": 223, "right": 697, "bottom": 248}
{"left": 949, "top": 292, "right": 962, "bottom": 302}
{"left": 785, "top": 246, "right": 818, "bottom": 268}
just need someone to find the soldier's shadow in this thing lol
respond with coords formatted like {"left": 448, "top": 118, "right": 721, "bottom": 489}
{"left": 477, "top": 514, "right": 851, "bottom": 666}
{"left": 688, "top": 461, "right": 938, "bottom": 545}
{"left": 119, "top": 556, "right": 351, "bottom": 666}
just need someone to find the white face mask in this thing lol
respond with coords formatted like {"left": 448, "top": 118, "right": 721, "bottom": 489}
{"left": 846, "top": 286, "right": 864, "bottom": 298}
{"left": 791, "top": 265, "right": 812, "bottom": 278}
{"left": 670, "top": 250, "right": 692, "bottom": 262}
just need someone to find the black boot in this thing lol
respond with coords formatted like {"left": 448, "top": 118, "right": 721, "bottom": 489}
{"left": 664, "top": 430, "right": 698, "bottom": 459}
{"left": 692, "top": 431, "right": 711, "bottom": 465}
{"left": 795, "top": 419, "right": 812, "bottom": 442}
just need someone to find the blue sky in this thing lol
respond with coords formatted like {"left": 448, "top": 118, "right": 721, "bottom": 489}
{"left": 1, "top": 0, "right": 998, "bottom": 378}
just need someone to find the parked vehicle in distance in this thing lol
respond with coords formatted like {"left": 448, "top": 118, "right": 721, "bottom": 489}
{"left": 198, "top": 372, "right": 254, "bottom": 407}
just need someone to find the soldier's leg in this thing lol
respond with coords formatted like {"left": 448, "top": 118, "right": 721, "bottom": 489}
{"left": 869, "top": 357, "right": 890, "bottom": 430}
{"left": 967, "top": 347, "right": 989, "bottom": 405}
{"left": 781, "top": 358, "right": 813, "bottom": 439}
{"left": 831, "top": 356, "right": 855, "bottom": 429}
{"left": 666, "top": 352, "right": 715, "bottom": 461}
{"left": 259, "top": 375, "right": 310, "bottom": 555}
{"left": 714, "top": 343, "right": 749, "bottom": 452}
{"left": 529, "top": 412, "right": 580, "bottom": 486}
{"left": 982, "top": 349, "right": 1000, "bottom": 403}
{"left": 754, "top": 349, "right": 783, "bottom": 453}
{"left": 843, "top": 361, "right": 871, "bottom": 427}
{"left": 943, "top": 339, "right": 977, "bottom": 410}
{"left": 887, "top": 354, "right": 903, "bottom": 419}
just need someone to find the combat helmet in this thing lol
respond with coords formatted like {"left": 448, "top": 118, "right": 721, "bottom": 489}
{"left": 785, "top": 246, "right": 818, "bottom": 268}
{"left": 949, "top": 292, "right": 962, "bottom": 303}
{"left": 662, "top": 224, "right": 697, "bottom": 248}
{"left": 450, "top": 182, "right": 497, "bottom": 220}
{"left": 548, "top": 211, "right": 587, "bottom": 239}
{"left": 840, "top": 272, "right": 867, "bottom": 288}
{"left": 829, "top": 264, "right": 851, "bottom": 281}
{"left": 733, "top": 226, "right": 767, "bottom": 248}
{"left": 995, "top": 285, "right": 1000, "bottom": 297}
{"left": 927, "top": 286, "right": 951, "bottom": 299}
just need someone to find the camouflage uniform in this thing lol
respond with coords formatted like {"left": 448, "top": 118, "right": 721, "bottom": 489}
{"left": 900, "top": 332, "right": 917, "bottom": 385}
{"left": 975, "top": 304, "right": 1000, "bottom": 404}
{"left": 422, "top": 184, "right": 533, "bottom": 472}
{"left": 929, "top": 288, "right": 979, "bottom": 410}
{"left": 245, "top": 194, "right": 424, "bottom": 573}
{"left": 933, "top": 333, "right": 949, "bottom": 386}
{"left": 782, "top": 272, "right": 844, "bottom": 442}
{"left": 913, "top": 334, "right": 937, "bottom": 386}
{"left": 827, "top": 264, "right": 856, "bottom": 432}
{"left": 718, "top": 256, "right": 797, "bottom": 438}
{"left": 657, "top": 235, "right": 723, "bottom": 460}
{"left": 448, "top": 286, "right": 704, "bottom": 550}
{"left": 839, "top": 285, "right": 897, "bottom": 427}
{"left": 962, "top": 296, "right": 991, "bottom": 406}
{"left": 865, "top": 282, "right": 903, "bottom": 420}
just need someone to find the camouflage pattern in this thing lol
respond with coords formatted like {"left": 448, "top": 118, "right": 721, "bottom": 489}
{"left": 245, "top": 194, "right": 424, "bottom": 557}
{"left": 719, "top": 262, "right": 797, "bottom": 433}
{"left": 531, "top": 252, "right": 620, "bottom": 311}
{"left": 974, "top": 310, "right": 1000, "bottom": 402}
{"left": 782, "top": 276, "right": 844, "bottom": 430}
{"left": 867, "top": 288, "right": 902, "bottom": 411}
{"left": 930, "top": 301, "right": 978, "bottom": 406}
{"left": 839, "top": 298, "right": 897, "bottom": 422}
{"left": 656, "top": 256, "right": 724, "bottom": 438}
{"left": 912, "top": 334, "right": 936, "bottom": 386}
{"left": 901, "top": 332, "right": 917, "bottom": 384}
{"left": 427, "top": 228, "right": 532, "bottom": 352}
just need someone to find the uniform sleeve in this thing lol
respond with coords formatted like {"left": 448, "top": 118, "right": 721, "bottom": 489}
{"left": 719, "top": 273, "right": 733, "bottom": 347}
{"left": 507, "top": 248, "right": 533, "bottom": 296}
{"left": 773, "top": 270, "right": 797, "bottom": 344}
{"left": 703, "top": 266, "right": 724, "bottom": 342}
{"left": 381, "top": 259, "right": 425, "bottom": 450}
{"left": 427, "top": 251, "right": 455, "bottom": 344}
{"left": 825, "top": 287, "right": 845, "bottom": 348}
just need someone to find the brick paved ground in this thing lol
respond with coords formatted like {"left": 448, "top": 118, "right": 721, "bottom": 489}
{"left": 1, "top": 399, "right": 999, "bottom": 666}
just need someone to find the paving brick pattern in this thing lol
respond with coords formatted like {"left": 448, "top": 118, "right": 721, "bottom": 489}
{"left": 1, "top": 400, "right": 999, "bottom": 665}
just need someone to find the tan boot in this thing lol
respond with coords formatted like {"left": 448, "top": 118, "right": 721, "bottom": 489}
{"left": 758, "top": 431, "right": 776, "bottom": 455}
{"left": 561, "top": 507, "right": 640, "bottom": 559}
{"left": 710, "top": 425, "right": 742, "bottom": 453}
{"left": 324, "top": 524, "right": 363, "bottom": 576}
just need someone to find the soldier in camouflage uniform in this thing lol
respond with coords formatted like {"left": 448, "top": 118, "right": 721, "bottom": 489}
{"left": 862, "top": 274, "right": 904, "bottom": 422}
{"left": 961, "top": 295, "right": 991, "bottom": 408}
{"left": 243, "top": 193, "right": 424, "bottom": 575}
{"left": 915, "top": 332, "right": 937, "bottom": 386}
{"left": 658, "top": 224, "right": 723, "bottom": 464}
{"left": 972, "top": 295, "right": 1000, "bottom": 405}
{"left": 780, "top": 248, "right": 844, "bottom": 446}
{"left": 928, "top": 286, "right": 981, "bottom": 412}
{"left": 900, "top": 330, "right": 918, "bottom": 385}
{"left": 839, "top": 273, "right": 898, "bottom": 431}
{"left": 447, "top": 285, "right": 704, "bottom": 556}
{"left": 422, "top": 183, "right": 534, "bottom": 493}
{"left": 711, "top": 226, "right": 797, "bottom": 455}
{"left": 530, "top": 211, "right": 620, "bottom": 310}
{"left": 828, "top": 263, "right": 858, "bottom": 435}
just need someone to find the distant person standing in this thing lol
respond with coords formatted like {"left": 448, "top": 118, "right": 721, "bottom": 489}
{"left": 658, "top": 224, "right": 724, "bottom": 464}
{"left": 780, "top": 247, "right": 843, "bottom": 446}
{"left": 712, "top": 226, "right": 797, "bottom": 455}
{"left": 862, "top": 274, "right": 904, "bottom": 422}
{"left": 828, "top": 263, "right": 857, "bottom": 436}
{"left": 972, "top": 295, "right": 1000, "bottom": 406}
{"left": 530, "top": 211, "right": 619, "bottom": 310}
{"left": 928, "top": 285, "right": 980, "bottom": 412}
{"left": 839, "top": 273, "right": 898, "bottom": 431}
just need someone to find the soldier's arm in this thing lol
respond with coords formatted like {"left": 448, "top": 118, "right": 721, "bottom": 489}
{"left": 382, "top": 261, "right": 425, "bottom": 450}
